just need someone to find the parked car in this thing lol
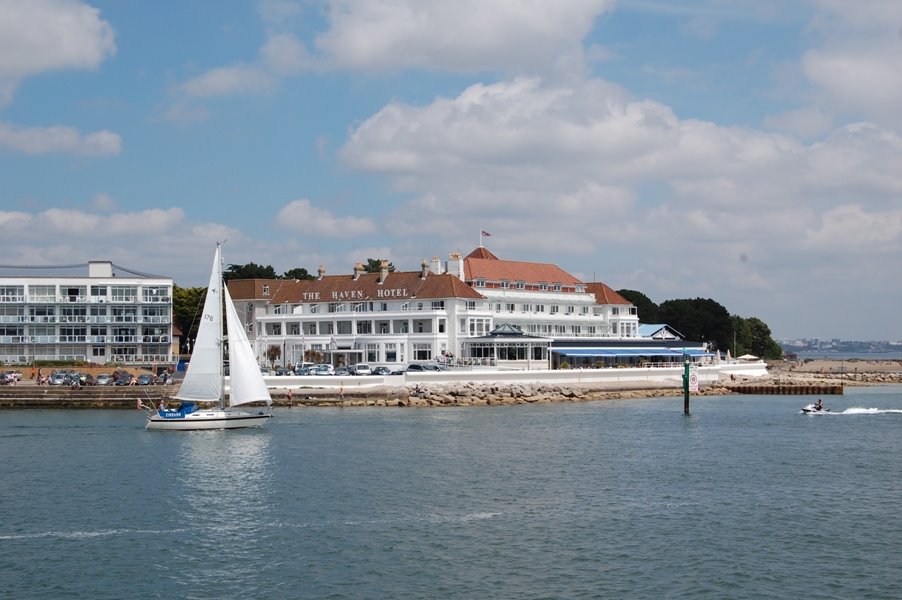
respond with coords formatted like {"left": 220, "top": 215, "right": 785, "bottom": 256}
{"left": 136, "top": 374, "right": 155, "bottom": 385}
{"left": 95, "top": 373, "right": 113, "bottom": 386}
{"left": 334, "top": 366, "right": 350, "bottom": 376}
{"left": 3, "top": 370, "right": 21, "bottom": 382}
{"left": 49, "top": 372, "right": 68, "bottom": 385}
{"left": 275, "top": 366, "right": 293, "bottom": 376}
{"left": 312, "top": 364, "right": 334, "bottom": 376}
{"left": 79, "top": 373, "right": 96, "bottom": 386}
{"left": 294, "top": 362, "right": 315, "bottom": 373}
{"left": 372, "top": 366, "right": 391, "bottom": 376}
{"left": 294, "top": 366, "right": 314, "bottom": 376}
{"left": 350, "top": 363, "right": 372, "bottom": 376}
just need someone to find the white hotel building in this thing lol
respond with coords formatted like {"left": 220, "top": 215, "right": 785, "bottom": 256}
{"left": 0, "top": 262, "right": 174, "bottom": 366}
{"left": 227, "top": 246, "right": 700, "bottom": 370}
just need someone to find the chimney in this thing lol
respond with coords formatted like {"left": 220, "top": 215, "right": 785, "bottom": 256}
{"left": 420, "top": 258, "right": 429, "bottom": 279}
{"left": 431, "top": 255, "right": 442, "bottom": 275}
{"left": 448, "top": 251, "right": 464, "bottom": 280}
{"left": 379, "top": 259, "right": 389, "bottom": 284}
{"left": 353, "top": 262, "right": 363, "bottom": 280}
{"left": 317, "top": 264, "right": 325, "bottom": 280}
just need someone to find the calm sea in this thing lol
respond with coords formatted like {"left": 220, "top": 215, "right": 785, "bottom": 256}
{"left": 2, "top": 387, "right": 902, "bottom": 599}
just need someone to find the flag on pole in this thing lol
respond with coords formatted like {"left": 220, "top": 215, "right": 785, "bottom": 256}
{"left": 480, "top": 230, "right": 492, "bottom": 237}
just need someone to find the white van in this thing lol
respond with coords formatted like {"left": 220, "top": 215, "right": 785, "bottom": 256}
{"left": 351, "top": 363, "right": 372, "bottom": 376}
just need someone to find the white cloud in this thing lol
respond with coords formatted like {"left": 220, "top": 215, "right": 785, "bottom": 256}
{"left": 0, "top": 0, "right": 115, "bottom": 106}
{"left": 798, "top": 2, "right": 902, "bottom": 128}
{"left": 276, "top": 199, "right": 377, "bottom": 237}
{"left": 92, "top": 193, "right": 117, "bottom": 211}
{"left": 316, "top": 0, "right": 613, "bottom": 75}
{"left": 261, "top": 33, "right": 310, "bottom": 74}
{"left": 181, "top": 64, "right": 276, "bottom": 98}
{"left": 0, "top": 121, "right": 121, "bottom": 156}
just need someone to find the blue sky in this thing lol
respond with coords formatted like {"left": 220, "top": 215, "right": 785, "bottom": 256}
{"left": 2, "top": 0, "right": 901, "bottom": 341}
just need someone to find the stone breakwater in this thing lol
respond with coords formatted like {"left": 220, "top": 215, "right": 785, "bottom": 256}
{"left": 280, "top": 381, "right": 733, "bottom": 408}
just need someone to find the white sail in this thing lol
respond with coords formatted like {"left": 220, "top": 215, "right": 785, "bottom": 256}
{"left": 224, "top": 285, "right": 272, "bottom": 407}
{"left": 173, "top": 245, "right": 224, "bottom": 403}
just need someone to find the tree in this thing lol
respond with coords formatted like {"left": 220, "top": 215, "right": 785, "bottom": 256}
{"left": 266, "top": 345, "right": 282, "bottom": 369}
{"left": 282, "top": 267, "right": 315, "bottom": 280}
{"left": 617, "top": 289, "right": 658, "bottom": 323}
{"left": 658, "top": 297, "right": 733, "bottom": 351}
{"left": 172, "top": 285, "right": 208, "bottom": 354}
{"left": 364, "top": 258, "right": 395, "bottom": 273}
{"left": 733, "top": 315, "right": 783, "bottom": 360}
{"left": 223, "top": 262, "right": 279, "bottom": 281}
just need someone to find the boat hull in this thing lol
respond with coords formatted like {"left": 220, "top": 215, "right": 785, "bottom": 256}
{"left": 146, "top": 408, "right": 272, "bottom": 431}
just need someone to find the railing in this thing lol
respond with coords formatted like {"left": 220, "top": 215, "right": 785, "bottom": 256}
{"left": 0, "top": 336, "right": 27, "bottom": 343}
{"left": 0, "top": 296, "right": 27, "bottom": 303}
{"left": 58, "top": 336, "right": 88, "bottom": 343}
{"left": 57, "top": 296, "right": 89, "bottom": 303}
{"left": 141, "top": 335, "right": 170, "bottom": 343}
{"left": 0, "top": 316, "right": 27, "bottom": 323}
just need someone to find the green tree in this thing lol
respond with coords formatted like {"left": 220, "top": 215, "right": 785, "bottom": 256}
{"left": 266, "top": 344, "right": 282, "bottom": 369}
{"left": 658, "top": 297, "right": 733, "bottom": 351}
{"left": 282, "top": 267, "right": 316, "bottom": 280}
{"left": 172, "top": 285, "right": 208, "bottom": 354}
{"left": 733, "top": 315, "right": 783, "bottom": 360}
{"left": 617, "top": 289, "right": 658, "bottom": 323}
{"left": 363, "top": 258, "right": 395, "bottom": 273}
{"left": 223, "top": 262, "right": 278, "bottom": 281}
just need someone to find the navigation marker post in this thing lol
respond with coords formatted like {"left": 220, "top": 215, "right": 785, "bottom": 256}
{"left": 682, "top": 355, "right": 690, "bottom": 415}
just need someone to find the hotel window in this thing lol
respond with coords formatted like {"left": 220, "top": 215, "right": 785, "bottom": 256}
{"left": 553, "top": 284, "right": 562, "bottom": 291}
{"left": 1, "top": 285, "right": 25, "bottom": 301}
{"left": 550, "top": 306, "right": 559, "bottom": 314}
{"left": 506, "top": 303, "right": 515, "bottom": 312}
{"left": 90, "top": 285, "right": 108, "bottom": 298}
{"left": 522, "top": 304, "right": 532, "bottom": 312}
{"left": 431, "top": 301, "right": 445, "bottom": 310}
{"left": 413, "top": 343, "right": 432, "bottom": 361}
{"left": 572, "top": 325, "right": 581, "bottom": 335}
{"left": 466, "top": 301, "right": 476, "bottom": 310}
{"left": 367, "top": 343, "right": 378, "bottom": 362}
{"left": 385, "top": 343, "right": 397, "bottom": 362}
{"left": 501, "top": 281, "right": 510, "bottom": 289}
{"left": 539, "top": 283, "right": 548, "bottom": 291}
{"left": 612, "top": 307, "right": 620, "bottom": 315}
{"left": 438, "top": 319, "right": 445, "bottom": 333}
{"left": 380, "top": 302, "right": 388, "bottom": 311}
{"left": 273, "top": 304, "right": 283, "bottom": 315}
{"left": 630, "top": 307, "right": 637, "bottom": 315}
{"left": 357, "top": 321, "right": 372, "bottom": 334}
{"left": 495, "top": 303, "right": 502, "bottom": 312}
{"left": 475, "top": 279, "right": 486, "bottom": 287}
{"left": 262, "top": 285, "right": 270, "bottom": 296}
{"left": 309, "top": 304, "right": 318, "bottom": 313}
{"left": 29, "top": 285, "right": 55, "bottom": 302}
{"left": 536, "top": 304, "right": 545, "bottom": 312}
{"left": 554, "top": 325, "right": 566, "bottom": 334}
{"left": 566, "top": 306, "right": 575, "bottom": 314}
{"left": 289, "top": 322, "right": 300, "bottom": 335}
{"left": 516, "top": 281, "right": 525, "bottom": 289}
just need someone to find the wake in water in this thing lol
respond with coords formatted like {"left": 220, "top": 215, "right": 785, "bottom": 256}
{"left": 803, "top": 407, "right": 902, "bottom": 415}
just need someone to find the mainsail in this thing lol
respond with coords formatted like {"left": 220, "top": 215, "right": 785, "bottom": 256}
{"left": 173, "top": 246, "right": 224, "bottom": 403}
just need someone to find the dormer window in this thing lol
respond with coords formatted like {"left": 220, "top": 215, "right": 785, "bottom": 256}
{"left": 553, "top": 283, "right": 562, "bottom": 291}
{"left": 501, "top": 281, "right": 510, "bottom": 289}
{"left": 475, "top": 279, "right": 486, "bottom": 288}
{"left": 539, "top": 283, "right": 548, "bottom": 291}
{"left": 262, "top": 285, "right": 270, "bottom": 296}
{"left": 516, "top": 281, "right": 525, "bottom": 289}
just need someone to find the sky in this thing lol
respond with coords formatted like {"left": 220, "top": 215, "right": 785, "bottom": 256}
{"left": 1, "top": 0, "right": 901, "bottom": 342}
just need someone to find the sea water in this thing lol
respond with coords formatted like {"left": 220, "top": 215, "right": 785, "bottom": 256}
{"left": 2, "top": 386, "right": 902, "bottom": 599}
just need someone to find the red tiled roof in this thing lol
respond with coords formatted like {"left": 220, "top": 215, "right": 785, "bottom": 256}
{"left": 585, "top": 282, "right": 632, "bottom": 305}
{"left": 463, "top": 247, "right": 582, "bottom": 285}
{"left": 231, "top": 271, "right": 484, "bottom": 304}
{"left": 225, "top": 279, "right": 284, "bottom": 300}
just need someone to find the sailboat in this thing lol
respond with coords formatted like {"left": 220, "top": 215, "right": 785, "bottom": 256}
{"left": 145, "top": 243, "right": 272, "bottom": 430}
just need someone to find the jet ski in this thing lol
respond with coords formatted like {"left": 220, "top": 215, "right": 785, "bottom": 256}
{"left": 801, "top": 403, "right": 829, "bottom": 414}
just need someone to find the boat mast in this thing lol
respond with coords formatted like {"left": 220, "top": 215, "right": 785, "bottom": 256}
{"left": 217, "top": 242, "right": 226, "bottom": 409}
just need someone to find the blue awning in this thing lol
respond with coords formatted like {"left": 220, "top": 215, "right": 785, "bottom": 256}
{"left": 552, "top": 347, "right": 712, "bottom": 358}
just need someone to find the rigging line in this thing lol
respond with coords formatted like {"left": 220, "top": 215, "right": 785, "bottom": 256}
{"left": 109, "top": 263, "right": 168, "bottom": 279}
{"left": 0, "top": 263, "right": 89, "bottom": 269}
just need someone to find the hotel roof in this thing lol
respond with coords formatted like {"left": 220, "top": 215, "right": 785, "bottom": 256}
{"left": 463, "top": 247, "right": 582, "bottom": 285}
